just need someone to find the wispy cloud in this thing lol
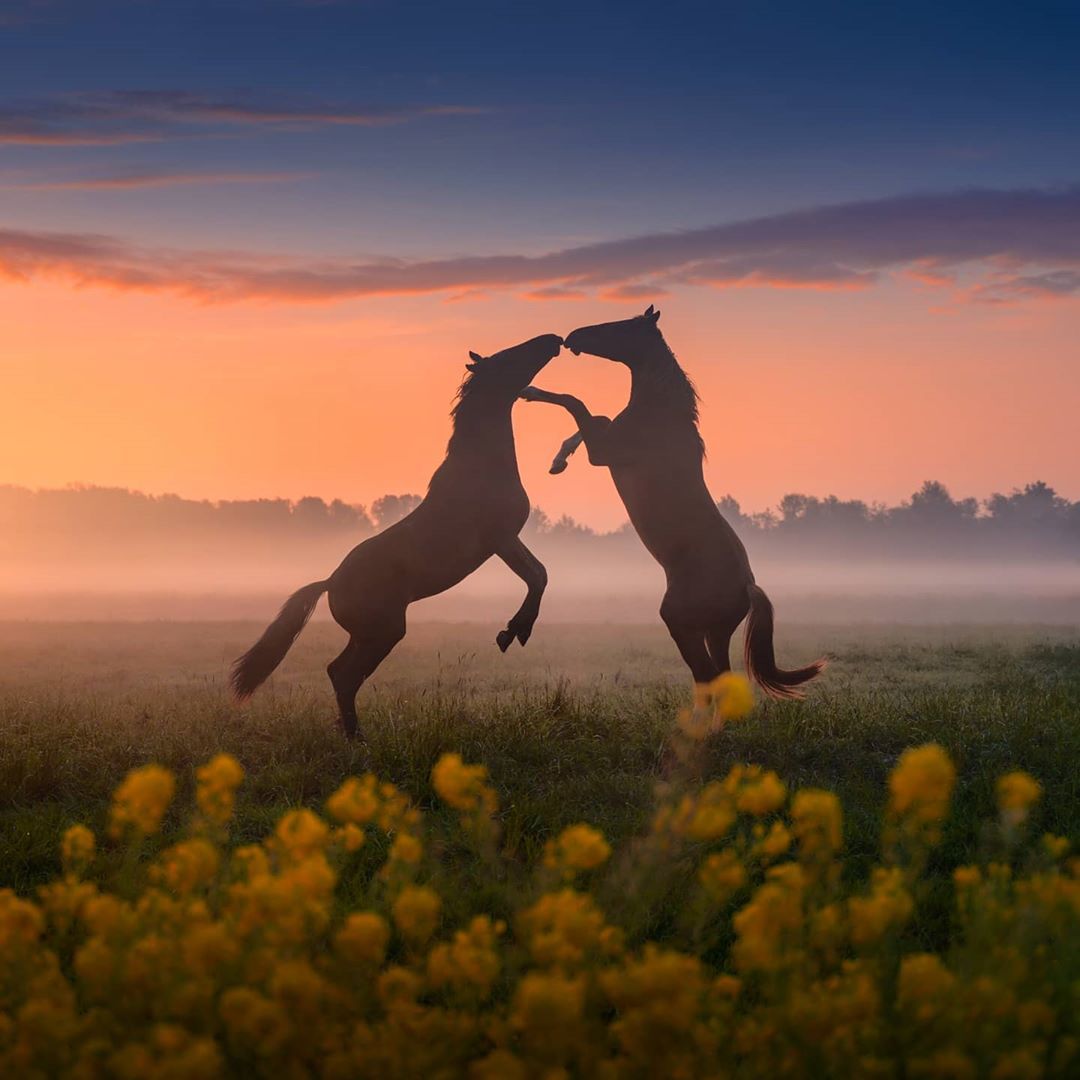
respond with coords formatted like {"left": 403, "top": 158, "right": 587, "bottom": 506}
{"left": 1, "top": 186, "right": 1078, "bottom": 305}
{"left": 0, "top": 90, "right": 487, "bottom": 146}
{"left": 4, "top": 170, "right": 311, "bottom": 191}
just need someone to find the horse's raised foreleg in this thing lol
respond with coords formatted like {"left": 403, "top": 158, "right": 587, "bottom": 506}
{"left": 495, "top": 537, "right": 548, "bottom": 651}
{"left": 518, "top": 387, "right": 616, "bottom": 467}
{"left": 550, "top": 431, "right": 584, "bottom": 475}
{"left": 327, "top": 607, "right": 406, "bottom": 739}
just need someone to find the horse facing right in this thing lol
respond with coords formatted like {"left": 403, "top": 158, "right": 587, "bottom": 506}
{"left": 521, "top": 307, "right": 825, "bottom": 698}
{"left": 231, "top": 332, "right": 563, "bottom": 738}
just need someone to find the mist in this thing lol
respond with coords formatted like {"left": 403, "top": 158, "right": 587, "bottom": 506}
{"left": 2, "top": 482, "right": 1078, "bottom": 624}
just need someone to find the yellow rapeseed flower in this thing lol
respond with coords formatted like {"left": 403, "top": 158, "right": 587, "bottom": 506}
{"left": 699, "top": 849, "right": 748, "bottom": 904}
{"left": 997, "top": 771, "right": 1042, "bottom": 823}
{"left": 735, "top": 770, "right": 787, "bottom": 816}
{"left": 889, "top": 744, "right": 956, "bottom": 825}
{"left": 791, "top": 789, "right": 843, "bottom": 859}
{"left": 109, "top": 764, "right": 175, "bottom": 839}
{"left": 336, "top": 911, "right": 390, "bottom": 968}
{"left": 848, "top": 867, "right": 914, "bottom": 947}
{"left": 427, "top": 915, "right": 504, "bottom": 999}
{"left": 195, "top": 753, "right": 244, "bottom": 827}
{"left": 153, "top": 838, "right": 220, "bottom": 896}
{"left": 431, "top": 752, "right": 498, "bottom": 815}
{"left": 544, "top": 824, "right": 611, "bottom": 876}
{"left": 325, "top": 775, "right": 380, "bottom": 826}
{"left": 510, "top": 971, "right": 586, "bottom": 1059}
{"left": 392, "top": 884, "right": 442, "bottom": 947}
{"left": 60, "top": 824, "right": 96, "bottom": 876}
{"left": 274, "top": 809, "right": 329, "bottom": 861}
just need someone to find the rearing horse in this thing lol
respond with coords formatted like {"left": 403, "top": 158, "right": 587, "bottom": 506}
{"left": 231, "top": 333, "right": 563, "bottom": 737}
{"left": 521, "top": 308, "right": 824, "bottom": 697}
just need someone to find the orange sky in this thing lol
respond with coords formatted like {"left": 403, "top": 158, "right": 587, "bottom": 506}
{"left": 3, "top": 276, "right": 1077, "bottom": 531}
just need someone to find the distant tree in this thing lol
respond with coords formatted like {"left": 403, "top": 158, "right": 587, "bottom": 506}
{"left": 986, "top": 481, "right": 1068, "bottom": 525}
{"left": 328, "top": 499, "right": 374, "bottom": 533}
{"left": 292, "top": 496, "right": 330, "bottom": 529}
{"left": 371, "top": 494, "right": 422, "bottom": 529}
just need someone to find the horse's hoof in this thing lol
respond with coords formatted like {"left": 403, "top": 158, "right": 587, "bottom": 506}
{"left": 496, "top": 629, "right": 514, "bottom": 652}
{"left": 549, "top": 461, "right": 567, "bottom": 475}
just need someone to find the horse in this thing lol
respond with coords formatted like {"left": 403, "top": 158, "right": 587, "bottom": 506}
{"left": 519, "top": 307, "right": 825, "bottom": 697}
{"left": 231, "top": 333, "right": 564, "bottom": 738}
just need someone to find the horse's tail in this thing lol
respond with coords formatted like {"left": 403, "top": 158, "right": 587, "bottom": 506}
{"left": 743, "top": 583, "right": 827, "bottom": 699}
{"left": 230, "top": 580, "right": 329, "bottom": 700}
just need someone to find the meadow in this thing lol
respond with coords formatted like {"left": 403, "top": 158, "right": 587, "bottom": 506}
{"left": 1, "top": 619, "right": 1078, "bottom": 1075}
{"left": 2, "top": 619, "right": 1078, "bottom": 895}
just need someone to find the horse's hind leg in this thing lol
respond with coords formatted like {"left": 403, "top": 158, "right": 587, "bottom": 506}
{"left": 660, "top": 598, "right": 719, "bottom": 685}
{"left": 327, "top": 608, "right": 407, "bottom": 740}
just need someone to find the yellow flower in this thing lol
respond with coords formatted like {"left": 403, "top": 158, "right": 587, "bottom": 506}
{"left": 0, "top": 888, "right": 45, "bottom": 950}
{"left": 427, "top": 915, "right": 504, "bottom": 999}
{"left": 849, "top": 867, "right": 914, "bottom": 947}
{"left": 388, "top": 831, "right": 423, "bottom": 865}
{"left": 680, "top": 673, "right": 754, "bottom": 739}
{"left": 274, "top": 809, "right": 329, "bottom": 861}
{"left": 184, "top": 922, "right": 238, "bottom": 976}
{"left": 544, "top": 824, "right": 611, "bottom": 876}
{"left": 510, "top": 972, "right": 586, "bottom": 1059}
{"left": 732, "top": 864, "right": 806, "bottom": 973}
{"left": 431, "top": 753, "right": 498, "bottom": 815}
{"left": 1041, "top": 833, "right": 1070, "bottom": 860}
{"left": 153, "top": 838, "right": 220, "bottom": 896}
{"left": 889, "top": 744, "right": 956, "bottom": 824}
{"left": 60, "top": 824, "right": 96, "bottom": 875}
{"left": 996, "top": 771, "right": 1042, "bottom": 823}
{"left": 335, "top": 912, "right": 390, "bottom": 968}
{"left": 736, "top": 770, "right": 787, "bottom": 816}
{"left": 518, "top": 889, "right": 622, "bottom": 969}
{"left": 326, "top": 775, "right": 380, "bottom": 826}
{"left": 756, "top": 821, "right": 792, "bottom": 861}
{"left": 219, "top": 987, "right": 291, "bottom": 1056}
{"left": 791, "top": 789, "right": 843, "bottom": 859}
{"left": 195, "top": 753, "right": 244, "bottom": 827}
{"left": 699, "top": 850, "right": 747, "bottom": 904}
{"left": 713, "top": 672, "right": 755, "bottom": 720}
{"left": 335, "top": 823, "right": 367, "bottom": 852}
{"left": 109, "top": 764, "right": 175, "bottom": 839}
{"left": 392, "top": 884, "right": 442, "bottom": 947}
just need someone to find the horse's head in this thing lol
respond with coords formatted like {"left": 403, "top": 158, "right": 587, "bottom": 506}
{"left": 463, "top": 333, "right": 563, "bottom": 399}
{"left": 563, "top": 305, "right": 663, "bottom": 368}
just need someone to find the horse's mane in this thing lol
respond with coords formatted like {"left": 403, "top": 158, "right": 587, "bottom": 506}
{"left": 449, "top": 367, "right": 483, "bottom": 423}
{"left": 646, "top": 335, "right": 705, "bottom": 457}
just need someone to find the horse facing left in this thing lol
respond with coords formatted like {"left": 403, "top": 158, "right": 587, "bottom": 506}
{"left": 230, "top": 333, "right": 563, "bottom": 739}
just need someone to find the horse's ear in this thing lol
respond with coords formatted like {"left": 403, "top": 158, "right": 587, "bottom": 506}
{"left": 469, "top": 350, "right": 484, "bottom": 363}
{"left": 465, "top": 362, "right": 479, "bottom": 372}
{"left": 643, "top": 305, "right": 660, "bottom": 323}
{"left": 644, "top": 305, "right": 654, "bottom": 316}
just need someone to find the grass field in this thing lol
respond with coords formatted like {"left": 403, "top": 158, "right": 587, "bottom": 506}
{"left": 2, "top": 618, "right": 1078, "bottom": 902}
{"left": 2, "top": 618, "right": 1078, "bottom": 1074}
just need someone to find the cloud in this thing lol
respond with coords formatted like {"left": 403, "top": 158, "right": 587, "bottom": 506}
{"left": 3, "top": 170, "right": 311, "bottom": 191}
{"left": 1, "top": 185, "right": 1078, "bottom": 305}
{"left": 0, "top": 90, "right": 487, "bottom": 146}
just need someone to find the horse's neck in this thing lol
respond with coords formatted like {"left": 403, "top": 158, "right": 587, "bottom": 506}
{"left": 446, "top": 405, "right": 517, "bottom": 464}
{"left": 627, "top": 345, "right": 691, "bottom": 418}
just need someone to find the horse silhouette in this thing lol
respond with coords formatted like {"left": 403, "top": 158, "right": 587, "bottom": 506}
{"left": 231, "top": 333, "right": 563, "bottom": 737}
{"left": 521, "top": 307, "right": 825, "bottom": 697}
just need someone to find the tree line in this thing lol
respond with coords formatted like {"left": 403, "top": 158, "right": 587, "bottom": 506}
{"left": 2, "top": 480, "right": 1079, "bottom": 562}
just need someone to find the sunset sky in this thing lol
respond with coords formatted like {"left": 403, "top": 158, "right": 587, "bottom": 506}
{"left": 2, "top": 0, "right": 1079, "bottom": 530}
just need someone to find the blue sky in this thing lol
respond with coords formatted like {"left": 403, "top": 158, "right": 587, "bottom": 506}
{"left": 3, "top": 0, "right": 1079, "bottom": 255}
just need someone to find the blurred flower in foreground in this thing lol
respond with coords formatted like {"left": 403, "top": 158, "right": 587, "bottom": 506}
{"left": 679, "top": 672, "right": 755, "bottom": 739}
{"left": 109, "top": 764, "right": 175, "bottom": 839}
